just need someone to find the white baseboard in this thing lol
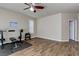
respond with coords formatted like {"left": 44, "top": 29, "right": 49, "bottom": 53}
{"left": 75, "top": 40, "right": 79, "bottom": 42}
{"left": 31, "top": 36, "right": 36, "bottom": 38}
{"left": 36, "top": 35, "right": 69, "bottom": 42}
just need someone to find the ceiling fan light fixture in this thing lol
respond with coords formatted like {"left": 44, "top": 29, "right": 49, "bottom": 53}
{"left": 30, "top": 7, "right": 34, "bottom": 11}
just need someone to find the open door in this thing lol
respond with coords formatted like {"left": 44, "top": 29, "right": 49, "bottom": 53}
{"left": 69, "top": 20, "right": 77, "bottom": 42}
{"left": 69, "top": 20, "right": 75, "bottom": 41}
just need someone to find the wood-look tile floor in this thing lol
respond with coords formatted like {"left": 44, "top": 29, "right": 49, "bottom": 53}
{"left": 10, "top": 38, "right": 79, "bottom": 56}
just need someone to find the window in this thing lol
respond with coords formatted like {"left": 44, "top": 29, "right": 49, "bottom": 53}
{"left": 29, "top": 20, "right": 34, "bottom": 34}
{"left": 9, "top": 21, "right": 17, "bottom": 28}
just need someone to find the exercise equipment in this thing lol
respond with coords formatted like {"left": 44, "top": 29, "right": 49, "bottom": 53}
{"left": 18, "top": 29, "right": 23, "bottom": 42}
{"left": 25, "top": 32, "right": 31, "bottom": 40}
{"left": 0, "top": 30, "right": 5, "bottom": 49}
{"left": 0, "top": 29, "right": 31, "bottom": 50}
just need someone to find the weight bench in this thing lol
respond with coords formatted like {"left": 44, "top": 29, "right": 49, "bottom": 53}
{"left": 10, "top": 37, "right": 18, "bottom": 49}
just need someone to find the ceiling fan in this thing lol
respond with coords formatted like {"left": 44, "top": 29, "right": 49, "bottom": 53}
{"left": 24, "top": 3, "right": 44, "bottom": 13}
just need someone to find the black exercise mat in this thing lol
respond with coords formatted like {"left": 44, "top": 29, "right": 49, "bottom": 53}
{"left": 0, "top": 41, "right": 32, "bottom": 56}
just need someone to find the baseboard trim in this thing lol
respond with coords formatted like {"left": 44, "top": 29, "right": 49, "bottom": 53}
{"left": 75, "top": 40, "right": 79, "bottom": 42}
{"left": 31, "top": 36, "right": 37, "bottom": 39}
{"left": 35, "top": 36, "right": 69, "bottom": 42}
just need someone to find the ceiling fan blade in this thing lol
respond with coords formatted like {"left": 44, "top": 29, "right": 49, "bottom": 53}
{"left": 24, "top": 7, "right": 30, "bottom": 10}
{"left": 24, "top": 3, "right": 30, "bottom": 6}
{"left": 24, "top": 3, "right": 31, "bottom": 10}
{"left": 34, "top": 6, "right": 44, "bottom": 9}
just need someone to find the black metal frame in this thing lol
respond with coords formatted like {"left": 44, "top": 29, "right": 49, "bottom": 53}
{"left": 0, "top": 31, "right": 5, "bottom": 49}
{"left": 25, "top": 32, "right": 31, "bottom": 40}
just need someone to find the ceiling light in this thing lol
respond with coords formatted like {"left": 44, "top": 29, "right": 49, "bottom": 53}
{"left": 30, "top": 7, "right": 34, "bottom": 11}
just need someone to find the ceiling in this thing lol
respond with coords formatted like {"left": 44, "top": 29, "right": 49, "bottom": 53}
{"left": 0, "top": 3, "right": 79, "bottom": 19}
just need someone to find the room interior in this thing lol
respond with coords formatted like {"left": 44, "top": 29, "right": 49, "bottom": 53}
{"left": 0, "top": 3, "right": 79, "bottom": 56}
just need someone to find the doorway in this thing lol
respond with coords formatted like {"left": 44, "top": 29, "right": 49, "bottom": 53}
{"left": 69, "top": 20, "right": 77, "bottom": 42}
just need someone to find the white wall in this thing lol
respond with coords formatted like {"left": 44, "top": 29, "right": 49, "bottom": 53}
{"left": 0, "top": 8, "right": 36, "bottom": 44}
{"left": 37, "top": 13, "right": 62, "bottom": 41}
